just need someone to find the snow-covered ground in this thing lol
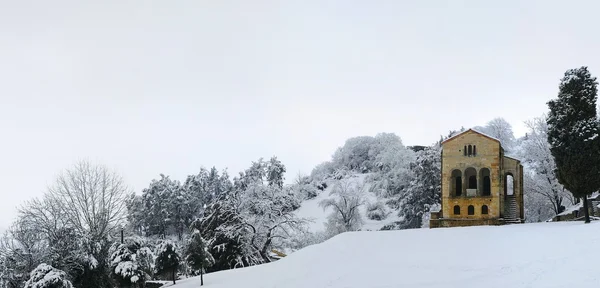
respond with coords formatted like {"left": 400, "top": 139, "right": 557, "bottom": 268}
{"left": 293, "top": 173, "right": 400, "bottom": 233}
{"left": 171, "top": 221, "right": 600, "bottom": 288}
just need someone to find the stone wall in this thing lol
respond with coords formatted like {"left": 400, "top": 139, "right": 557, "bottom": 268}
{"left": 430, "top": 218, "right": 506, "bottom": 228}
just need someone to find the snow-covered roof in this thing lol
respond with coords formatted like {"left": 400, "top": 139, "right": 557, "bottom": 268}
{"left": 441, "top": 128, "right": 501, "bottom": 145}
{"left": 503, "top": 155, "right": 522, "bottom": 162}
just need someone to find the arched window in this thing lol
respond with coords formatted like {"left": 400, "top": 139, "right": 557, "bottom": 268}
{"left": 479, "top": 168, "right": 491, "bottom": 196}
{"left": 468, "top": 205, "right": 475, "bottom": 215}
{"left": 451, "top": 169, "right": 462, "bottom": 197}
{"left": 468, "top": 145, "right": 472, "bottom": 156}
{"left": 469, "top": 176, "right": 477, "bottom": 189}
{"left": 464, "top": 167, "right": 477, "bottom": 194}
{"left": 473, "top": 145, "right": 477, "bottom": 156}
{"left": 505, "top": 174, "right": 514, "bottom": 196}
{"left": 464, "top": 146, "right": 467, "bottom": 156}
{"left": 454, "top": 205, "right": 461, "bottom": 215}
{"left": 482, "top": 205, "right": 489, "bottom": 215}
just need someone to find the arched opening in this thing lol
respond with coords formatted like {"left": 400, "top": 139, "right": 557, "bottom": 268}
{"left": 454, "top": 205, "right": 461, "bottom": 215}
{"left": 468, "top": 145, "right": 472, "bottom": 156}
{"left": 505, "top": 173, "right": 514, "bottom": 196}
{"left": 473, "top": 145, "right": 477, "bottom": 156}
{"left": 482, "top": 205, "right": 489, "bottom": 215}
{"left": 463, "top": 146, "right": 467, "bottom": 156}
{"left": 468, "top": 205, "right": 475, "bottom": 215}
{"left": 451, "top": 169, "right": 462, "bottom": 197}
{"left": 464, "top": 167, "right": 477, "bottom": 196}
{"left": 479, "top": 168, "right": 491, "bottom": 196}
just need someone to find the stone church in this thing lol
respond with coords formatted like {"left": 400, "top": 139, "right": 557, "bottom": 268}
{"left": 430, "top": 129, "right": 524, "bottom": 228}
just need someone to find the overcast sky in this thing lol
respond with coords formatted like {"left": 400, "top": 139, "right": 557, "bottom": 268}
{"left": 1, "top": 0, "right": 600, "bottom": 230}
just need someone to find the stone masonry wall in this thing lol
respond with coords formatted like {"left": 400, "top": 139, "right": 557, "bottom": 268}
{"left": 441, "top": 131, "right": 502, "bottom": 219}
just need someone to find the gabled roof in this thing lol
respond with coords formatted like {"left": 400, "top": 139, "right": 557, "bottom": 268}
{"left": 441, "top": 128, "right": 501, "bottom": 145}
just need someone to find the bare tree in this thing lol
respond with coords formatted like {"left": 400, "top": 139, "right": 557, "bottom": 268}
{"left": 319, "top": 179, "right": 366, "bottom": 233}
{"left": 48, "top": 160, "right": 130, "bottom": 239}
{"left": 475, "top": 117, "right": 516, "bottom": 152}
{"left": 0, "top": 221, "right": 47, "bottom": 288}
{"left": 520, "top": 116, "right": 575, "bottom": 218}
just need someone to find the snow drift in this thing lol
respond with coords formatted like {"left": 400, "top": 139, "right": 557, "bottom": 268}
{"left": 171, "top": 221, "right": 600, "bottom": 288}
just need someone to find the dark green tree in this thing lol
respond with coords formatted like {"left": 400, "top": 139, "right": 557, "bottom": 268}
{"left": 547, "top": 66, "right": 600, "bottom": 223}
{"left": 185, "top": 222, "right": 215, "bottom": 286}
{"left": 154, "top": 241, "right": 180, "bottom": 284}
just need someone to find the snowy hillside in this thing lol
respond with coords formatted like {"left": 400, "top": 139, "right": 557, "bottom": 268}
{"left": 293, "top": 173, "right": 400, "bottom": 233}
{"left": 170, "top": 222, "right": 600, "bottom": 288}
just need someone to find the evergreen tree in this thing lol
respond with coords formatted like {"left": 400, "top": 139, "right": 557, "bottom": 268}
{"left": 547, "top": 66, "right": 600, "bottom": 223}
{"left": 186, "top": 221, "right": 215, "bottom": 286}
{"left": 109, "top": 240, "right": 146, "bottom": 288}
{"left": 199, "top": 202, "right": 248, "bottom": 272}
{"left": 154, "top": 241, "right": 180, "bottom": 284}
{"left": 266, "top": 156, "right": 286, "bottom": 188}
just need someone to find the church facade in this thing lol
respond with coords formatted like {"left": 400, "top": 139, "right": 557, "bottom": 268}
{"left": 430, "top": 129, "right": 524, "bottom": 228}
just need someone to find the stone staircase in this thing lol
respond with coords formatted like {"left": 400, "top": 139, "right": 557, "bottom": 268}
{"left": 504, "top": 195, "right": 521, "bottom": 224}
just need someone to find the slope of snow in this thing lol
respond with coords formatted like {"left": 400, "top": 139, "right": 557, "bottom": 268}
{"left": 171, "top": 221, "right": 600, "bottom": 288}
{"left": 293, "top": 173, "right": 400, "bottom": 233}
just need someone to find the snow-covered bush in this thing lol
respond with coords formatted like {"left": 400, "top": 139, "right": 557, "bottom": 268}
{"left": 109, "top": 240, "right": 147, "bottom": 287}
{"left": 24, "top": 264, "right": 73, "bottom": 288}
{"left": 292, "top": 174, "right": 319, "bottom": 200}
{"left": 154, "top": 240, "right": 180, "bottom": 284}
{"left": 366, "top": 201, "right": 389, "bottom": 221}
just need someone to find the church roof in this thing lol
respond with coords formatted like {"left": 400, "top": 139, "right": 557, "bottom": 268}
{"left": 441, "top": 128, "right": 501, "bottom": 145}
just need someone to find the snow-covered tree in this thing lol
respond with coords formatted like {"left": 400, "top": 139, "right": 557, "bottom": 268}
{"left": 292, "top": 173, "right": 318, "bottom": 200}
{"left": 367, "top": 135, "right": 415, "bottom": 198}
{"left": 154, "top": 241, "right": 180, "bottom": 284}
{"left": 109, "top": 240, "right": 146, "bottom": 288}
{"left": 393, "top": 144, "right": 442, "bottom": 229}
{"left": 319, "top": 179, "right": 367, "bottom": 233}
{"left": 185, "top": 222, "right": 215, "bottom": 286}
{"left": 474, "top": 118, "right": 516, "bottom": 153}
{"left": 24, "top": 264, "right": 73, "bottom": 288}
{"left": 518, "top": 115, "right": 574, "bottom": 218}
{"left": 266, "top": 156, "right": 286, "bottom": 188}
{"left": 0, "top": 222, "right": 47, "bottom": 288}
{"left": 48, "top": 160, "right": 129, "bottom": 241}
{"left": 547, "top": 66, "right": 600, "bottom": 223}
{"left": 141, "top": 174, "right": 179, "bottom": 238}
{"left": 198, "top": 199, "right": 251, "bottom": 271}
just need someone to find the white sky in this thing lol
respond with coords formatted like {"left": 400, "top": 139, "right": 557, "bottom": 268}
{"left": 1, "top": 0, "right": 600, "bottom": 230}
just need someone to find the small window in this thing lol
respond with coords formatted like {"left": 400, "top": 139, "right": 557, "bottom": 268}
{"left": 482, "top": 205, "right": 489, "bottom": 215}
{"left": 473, "top": 145, "right": 477, "bottom": 156}
{"left": 453, "top": 205, "right": 460, "bottom": 215}
{"left": 464, "top": 146, "right": 467, "bottom": 156}
{"left": 468, "top": 205, "right": 475, "bottom": 215}
{"left": 468, "top": 145, "right": 472, "bottom": 156}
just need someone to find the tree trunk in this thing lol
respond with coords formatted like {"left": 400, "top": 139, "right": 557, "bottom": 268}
{"left": 172, "top": 268, "right": 176, "bottom": 284}
{"left": 200, "top": 267, "right": 204, "bottom": 286}
{"left": 583, "top": 197, "right": 590, "bottom": 223}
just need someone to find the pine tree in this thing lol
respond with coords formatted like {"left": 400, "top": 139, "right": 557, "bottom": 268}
{"left": 154, "top": 241, "right": 180, "bottom": 284}
{"left": 547, "top": 66, "right": 600, "bottom": 223}
{"left": 109, "top": 241, "right": 146, "bottom": 287}
{"left": 186, "top": 221, "right": 215, "bottom": 286}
